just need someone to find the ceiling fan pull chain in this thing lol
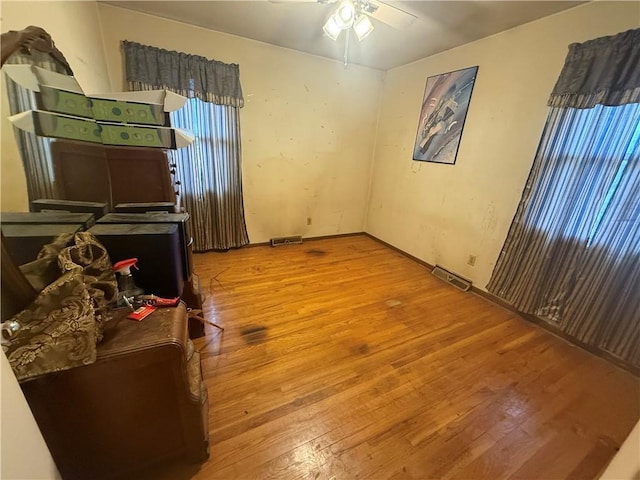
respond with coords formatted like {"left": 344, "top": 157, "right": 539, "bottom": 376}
{"left": 344, "top": 27, "right": 350, "bottom": 67}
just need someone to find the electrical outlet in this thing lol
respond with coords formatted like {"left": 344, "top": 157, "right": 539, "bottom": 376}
{"left": 306, "top": 217, "right": 312, "bottom": 226}
{"left": 467, "top": 255, "right": 477, "bottom": 266}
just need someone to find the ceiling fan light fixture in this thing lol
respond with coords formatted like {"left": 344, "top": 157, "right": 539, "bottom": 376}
{"left": 353, "top": 14, "right": 374, "bottom": 41}
{"left": 323, "top": 16, "right": 342, "bottom": 40}
{"left": 334, "top": 1, "right": 356, "bottom": 29}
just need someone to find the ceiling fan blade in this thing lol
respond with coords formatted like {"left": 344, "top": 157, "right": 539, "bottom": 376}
{"left": 365, "top": 1, "right": 417, "bottom": 30}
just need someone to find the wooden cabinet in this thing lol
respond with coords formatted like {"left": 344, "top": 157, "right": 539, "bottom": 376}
{"left": 20, "top": 304, "right": 209, "bottom": 480}
{"left": 51, "top": 140, "right": 177, "bottom": 210}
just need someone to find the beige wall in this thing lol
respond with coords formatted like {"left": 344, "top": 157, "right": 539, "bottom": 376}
{"left": 365, "top": 1, "right": 640, "bottom": 291}
{"left": 0, "top": 0, "right": 111, "bottom": 212}
{"left": 97, "top": 4, "right": 383, "bottom": 243}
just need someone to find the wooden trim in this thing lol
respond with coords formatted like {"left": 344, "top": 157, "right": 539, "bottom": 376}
{"left": 245, "top": 232, "right": 366, "bottom": 249}
{"left": 365, "top": 232, "right": 639, "bottom": 377}
{"left": 364, "top": 233, "right": 436, "bottom": 270}
{"left": 303, "top": 232, "right": 365, "bottom": 243}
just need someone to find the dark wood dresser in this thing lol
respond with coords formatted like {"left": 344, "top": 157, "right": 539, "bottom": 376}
{"left": 20, "top": 303, "right": 209, "bottom": 480}
{"left": 51, "top": 140, "right": 177, "bottom": 210}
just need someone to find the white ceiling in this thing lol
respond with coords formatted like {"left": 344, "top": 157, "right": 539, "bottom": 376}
{"left": 100, "top": 1, "right": 585, "bottom": 70}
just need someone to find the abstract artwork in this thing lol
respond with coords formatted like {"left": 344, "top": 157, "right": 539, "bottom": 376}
{"left": 413, "top": 66, "right": 478, "bottom": 164}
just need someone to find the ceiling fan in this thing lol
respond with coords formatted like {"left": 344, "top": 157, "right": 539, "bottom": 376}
{"left": 273, "top": 0, "right": 416, "bottom": 65}
{"left": 273, "top": 0, "right": 417, "bottom": 37}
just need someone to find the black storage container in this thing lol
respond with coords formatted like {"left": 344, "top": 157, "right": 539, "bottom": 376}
{"left": 97, "top": 213, "right": 192, "bottom": 281}
{"left": 89, "top": 223, "right": 184, "bottom": 298}
{"left": 2, "top": 211, "right": 95, "bottom": 230}
{"left": 1, "top": 223, "right": 84, "bottom": 265}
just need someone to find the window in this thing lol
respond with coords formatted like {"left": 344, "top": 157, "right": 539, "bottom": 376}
{"left": 168, "top": 97, "right": 249, "bottom": 251}
{"left": 488, "top": 101, "right": 639, "bottom": 367}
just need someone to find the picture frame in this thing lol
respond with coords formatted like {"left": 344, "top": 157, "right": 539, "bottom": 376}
{"left": 412, "top": 66, "right": 479, "bottom": 164}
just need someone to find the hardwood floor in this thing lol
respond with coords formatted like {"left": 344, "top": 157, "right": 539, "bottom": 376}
{"left": 148, "top": 235, "right": 639, "bottom": 479}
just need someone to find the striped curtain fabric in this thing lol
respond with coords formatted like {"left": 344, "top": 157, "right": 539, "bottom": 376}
{"left": 168, "top": 98, "right": 250, "bottom": 251}
{"left": 487, "top": 103, "right": 640, "bottom": 367}
{"left": 4, "top": 52, "right": 68, "bottom": 204}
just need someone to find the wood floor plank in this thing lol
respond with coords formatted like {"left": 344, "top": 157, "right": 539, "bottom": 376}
{"left": 140, "top": 235, "right": 640, "bottom": 480}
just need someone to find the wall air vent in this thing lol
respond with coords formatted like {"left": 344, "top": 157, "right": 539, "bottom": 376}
{"left": 270, "top": 235, "right": 303, "bottom": 247}
{"left": 431, "top": 265, "right": 472, "bottom": 292}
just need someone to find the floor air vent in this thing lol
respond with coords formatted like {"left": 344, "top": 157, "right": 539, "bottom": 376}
{"left": 270, "top": 235, "right": 303, "bottom": 247}
{"left": 432, "top": 265, "right": 472, "bottom": 292}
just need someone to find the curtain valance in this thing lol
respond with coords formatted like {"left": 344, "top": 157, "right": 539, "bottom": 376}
{"left": 548, "top": 28, "right": 640, "bottom": 109}
{"left": 123, "top": 41, "right": 244, "bottom": 108}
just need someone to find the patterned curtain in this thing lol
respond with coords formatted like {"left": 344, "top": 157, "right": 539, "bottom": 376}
{"left": 123, "top": 41, "right": 249, "bottom": 251}
{"left": 4, "top": 51, "right": 68, "bottom": 204}
{"left": 487, "top": 29, "right": 640, "bottom": 368}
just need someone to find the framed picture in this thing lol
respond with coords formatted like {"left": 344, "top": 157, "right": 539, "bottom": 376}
{"left": 412, "top": 66, "right": 478, "bottom": 164}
